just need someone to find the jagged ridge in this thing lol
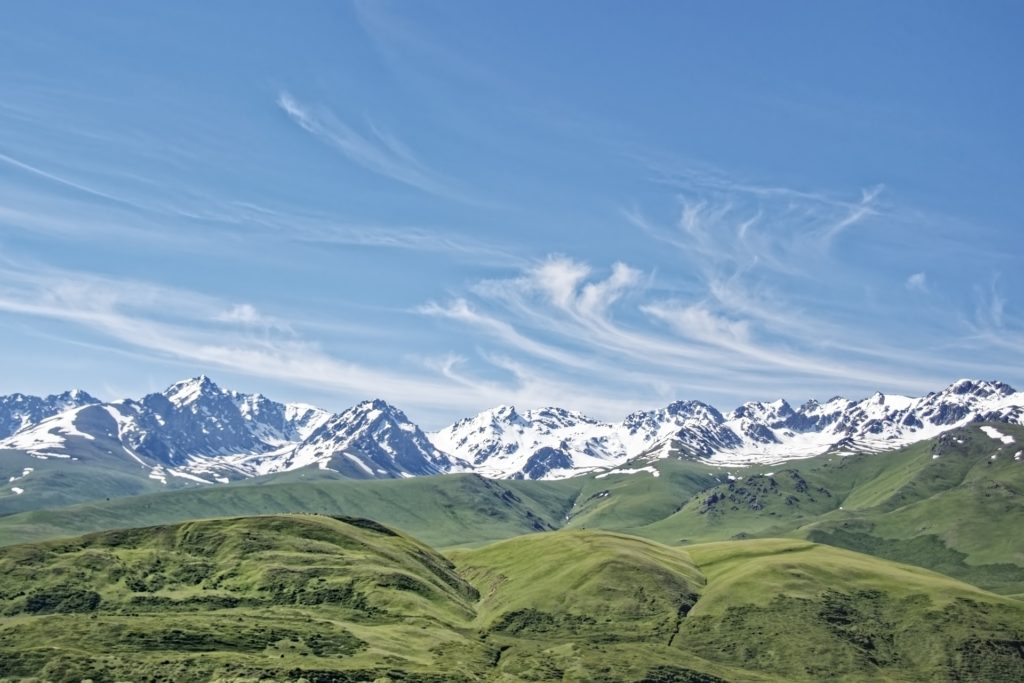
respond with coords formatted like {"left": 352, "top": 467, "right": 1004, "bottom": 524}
{"left": 1, "top": 377, "right": 1022, "bottom": 485}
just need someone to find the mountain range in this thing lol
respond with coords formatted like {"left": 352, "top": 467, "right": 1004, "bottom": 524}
{"left": 1, "top": 376, "right": 1022, "bottom": 493}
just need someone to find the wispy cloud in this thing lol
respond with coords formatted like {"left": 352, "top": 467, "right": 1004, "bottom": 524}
{"left": 421, "top": 252, "right": 990, "bottom": 413}
{"left": 905, "top": 272, "right": 928, "bottom": 293}
{"left": 416, "top": 156, "right": 1022, "bottom": 408}
{"left": 212, "top": 303, "right": 292, "bottom": 332}
{"left": 0, "top": 145, "right": 516, "bottom": 266}
{"left": 973, "top": 275, "right": 1007, "bottom": 330}
{"left": 0, "top": 259, "right": 655, "bottom": 423}
{"left": 0, "top": 151, "right": 128, "bottom": 206}
{"left": 820, "top": 184, "right": 885, "bottom": 244}
{"left": 276, "top": 91, "right": 466, "bottom": 201}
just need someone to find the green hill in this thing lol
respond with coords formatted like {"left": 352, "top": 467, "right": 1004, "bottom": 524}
{"left": 0, "top": 514, "right": 487, "bottom": 682}
{"left": 0, "top": 446, "right": 171, "bottom": 516}
{"left": 1, "top": 517, "right": 1022, "bottom": 682}
{"left": 0, "top": 473, "right": 580, "bottom": 550}
{"left": 619, "top": 424, "right": 1024, "bottom": 594}
{"left": 678, "top": 539, "right": 1024, "bottom": 681}
{"left": 1, "top": 423, "right": 1022, "bottom": 596}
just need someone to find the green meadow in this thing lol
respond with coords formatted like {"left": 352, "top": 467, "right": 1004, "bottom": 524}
{"left": 1, "top": 424, "right": 1023, "bottom": 680}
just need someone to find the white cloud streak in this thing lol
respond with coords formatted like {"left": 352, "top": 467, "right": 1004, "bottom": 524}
{"left": 0, "top": 260, "right": 654, "bottom": 424}
{"left": 276, "top": 91, "right": 466, "bottom": 201}
{"left": 0, "top": 148, "right": 516, "bottom": 266}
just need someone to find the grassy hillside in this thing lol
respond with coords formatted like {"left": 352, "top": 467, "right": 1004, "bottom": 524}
{"left": 0, "top": 515, "right": 488, "bottom": 682}
{"left": 0, "top": 460, "right": 721, "bottom": 550}
{"left": 0, "top": 473, "right": 580, "bottom": 549}
{"left": 796, "top": 423, "right": 1024, "bottom": 593}
{"left": 617, "top": 423, "right": 1024, "bottom": 594}
{"left": 1, "top": 423, "right": 1022, "bottom": 595}
{"left": 2, "top": 517, "right": 1022, "bottom": 682}
{"left": 677, "top": 538, "right": 1024, "bottom": 682}
{"left": 560, "top": 460, "right": 722, "bottom": 531}
{"left": 0, "top": 446, "right": 170, "bottom": 516}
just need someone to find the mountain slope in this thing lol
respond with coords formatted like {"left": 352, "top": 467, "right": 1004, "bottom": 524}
{"left": 624, "top": 422, "right": 1024, "bottom": 594}
{"left": 0, "top": 473, "right": 579, "bottom": 549}
{"left": 677, "top": 538, "right": 1024, "bottom": 682}
{"left": 279, "top": 399, "right": 462, "bottom": 478}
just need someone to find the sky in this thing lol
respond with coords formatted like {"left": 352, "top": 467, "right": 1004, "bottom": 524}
{"left": 0, "top": 1, "right": 1022, "bottom": 428}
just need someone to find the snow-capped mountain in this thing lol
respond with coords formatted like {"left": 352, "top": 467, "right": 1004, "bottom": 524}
{"left": 433, "top": 379, "right": 1024, "bottom": 477}
{"left": 0, "top": 377, "right": 444, "bottom": 485}
{"left": 429, "top": 406, "right": 626, "bottom": 480}
{"left": 272, "top": 400, "right": 460, "bottom": 478}
{"left": 0, "top": 390, "right": 99, "bottom": 439}
{"left": 2, "top": 377, "right": 1023, "bottom": 485}
{"left": 219, "top": 399, "right": 460, "bottom": 479}
{"left": 644, "top": 379, "right": 1024, "bottom": 466}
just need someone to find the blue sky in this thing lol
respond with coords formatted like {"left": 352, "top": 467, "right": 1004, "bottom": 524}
{"left": 1, "top": 1, "right": 1022, "bottom": 427}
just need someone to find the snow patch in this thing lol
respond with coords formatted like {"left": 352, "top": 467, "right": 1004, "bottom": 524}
{"left": 980, "top": 425, "right": 1015, "bottom": 445}
{"left": 167, "top": 469, "right": 213, "bottom": 484}
{"left": 343, "top": 452, "right": 374, "bottom": 475}
{"left": 8, "top": 467, "right": 33, "bottom": 483}
{"left": 595, "top": 466, "right": 660, "bottom": 479}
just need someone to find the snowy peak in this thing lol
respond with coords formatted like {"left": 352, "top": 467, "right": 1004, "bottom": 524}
{"left": 0, "top": 389, "right": 100, "bottom": 439}
{"left": 430, "top": 404, "right": 624, "bottom": 480}
{"left": 231, "top": 392, "right": 331, "bottom": 444}
{"left": 0, "top": 403, "right": 99, "bottom": 456}
{"left": 0, "top": 379, "right": 447, "bottom": 484}
{"left": 290, "top": 398, "right": 454, "bottom": 478}
{"left": 664, "top": 400, "right": 725, "bottom": 421}
{"left": 163, "top": 375, "right": 221, "bottom": 407}
{"left": 644, "top": 378, "right": 1024, "bottom": 466}
{"left": 944, "top": 378, "right": 1014, "bottom": 398}
{"left": 728, "top": 399, "right": 794, "bottom": 425}
{"left": 282, "top": 403, "right": 333, "bottom": 440}
{"left": 623, "top": 400, "right": 722, "bottom": 435}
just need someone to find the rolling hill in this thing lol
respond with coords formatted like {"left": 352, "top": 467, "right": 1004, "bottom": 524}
{"left": 0, "top": 516, "right": 1021, "bottom": 682}
{"left": 1, "top": 422, "right": 1022, "bottom": 597}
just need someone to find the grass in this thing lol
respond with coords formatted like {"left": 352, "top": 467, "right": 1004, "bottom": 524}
{"left": 454, "top": 530, "right": 705, "bottom": 639}
{"left": 2, "top": 516, "right": 1023, "bottom": 682}
{"left": 676, "top": 538, "right": 1024, "bottom": 682}
{"left": 0, "top": 447, "right": 169, "bottom": 516}
{"left": 0, "top": 514, "right": 486, "bottom": 682}
{"left": 0, "top": 473, "right": 580, "bottom": 550}
{"left": 794, "top": 423, "right": 1024, "bottom": 593}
